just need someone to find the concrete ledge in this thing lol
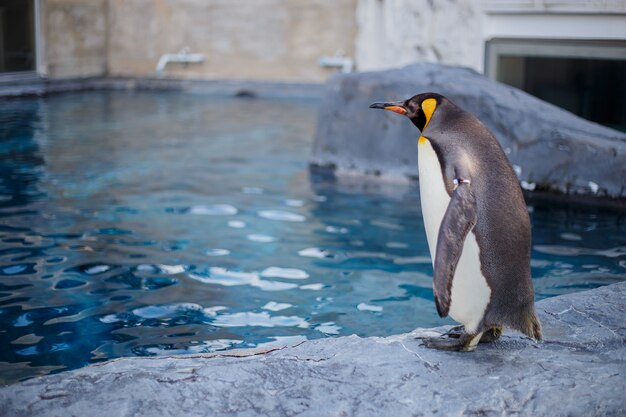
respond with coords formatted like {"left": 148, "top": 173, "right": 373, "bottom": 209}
{"left": 1, "top": 282, "right": 624, "bottom": 417}
{"left": 0, "top": 77, "right": 324, "bottom": 100}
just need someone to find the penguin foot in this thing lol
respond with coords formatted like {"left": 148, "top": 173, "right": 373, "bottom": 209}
{"left": 442, "top": 326, "right": 502, "bottom": 343}
{"left": 420, "top": 332, "right": 483, "bottom": 352}
{"left": 442, "top": 325, "right": 465, "bottom": 339}
{"left": 480, "top": 327, "right": 502, "bottom": 343}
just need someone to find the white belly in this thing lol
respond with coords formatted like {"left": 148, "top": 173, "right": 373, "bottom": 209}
{"left": 418, "top": 138, "right": 491, "bottom": 333}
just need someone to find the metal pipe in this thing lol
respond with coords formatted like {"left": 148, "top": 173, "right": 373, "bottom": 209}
{"left": 156, "top": 47, "right": 205, "bottom": 76}
{"left": 318, "top": 51, "right": 354, "bottom": 73}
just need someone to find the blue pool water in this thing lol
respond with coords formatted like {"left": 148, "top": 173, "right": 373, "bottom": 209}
{"left": 0, "top": 91, "right": 624, "bottom": 384}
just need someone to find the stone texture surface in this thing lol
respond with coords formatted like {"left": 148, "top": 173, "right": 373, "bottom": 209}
{"left": 32, "top": 0, "right": 626, "bottom": 81}
{"left": 312, "top": 63, "right": 626, "bottom": 199}
{"left": 356, "top": 0, "right": 484, "bottom": 72}
{"left": 355, "top": 0, "right": 626, "bottom": 74}
{"left": 107, "top": 0, "right": 357, "bottom": 81}
{"left": 42, "top": 0, "right": 108, "bottom": 78}
{"left": 1, "top": 282, "right": 624, "bottom": 417}
{"left": 37, "top": 0, "right": 356, "bottom": 81}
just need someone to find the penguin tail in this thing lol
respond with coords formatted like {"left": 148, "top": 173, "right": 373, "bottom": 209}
{"left": 521, "top": 308, "right": 543, "bottom": 342}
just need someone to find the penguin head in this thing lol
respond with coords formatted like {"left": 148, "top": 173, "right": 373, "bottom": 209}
{"left": 370, "top": 92, "right": 443, "bottom": 132}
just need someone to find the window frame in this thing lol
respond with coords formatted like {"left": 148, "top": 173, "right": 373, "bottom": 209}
{"left": 0, "top": 0, "right": 44, "bottom": 82}
{"left": 484, "top": 38, "right": 626, "bottom": 81}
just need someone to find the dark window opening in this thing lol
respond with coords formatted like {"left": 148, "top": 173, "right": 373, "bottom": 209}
{"left": 496, "top": 55, "right": 626, "bottom": 132}
{"left": 0, "top": 0, "right": 35, "bottom": 73}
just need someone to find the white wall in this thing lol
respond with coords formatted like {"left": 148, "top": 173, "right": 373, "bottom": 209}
{"left": 106, "top": 0, "right": 358, "bottom": 82}
{"left": 41, "top": 0, "right": 108, "bottom": 78}
{"left": 356, "top": 0, "right": 484, "bottom": 72}
{"left": 355, "top": 0, "right": 626, "bottom": 74}
{"left": 37, "top": 0, "right": 358, "bottom": 81}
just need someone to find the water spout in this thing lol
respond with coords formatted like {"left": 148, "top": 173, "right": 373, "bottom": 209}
{"left": 155, "top": 47, "right": 205, "bottom": 77}
{"left": 318, "top": 51, "right": 354, "bottom": 73}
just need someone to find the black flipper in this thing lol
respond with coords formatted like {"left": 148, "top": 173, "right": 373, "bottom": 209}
{"left": 433, "top": 181, "right": 477, "bottom": 317}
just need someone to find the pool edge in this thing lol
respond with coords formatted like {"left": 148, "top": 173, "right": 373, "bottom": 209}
{"left": 0, "top": 77, "right": 325, "bottom": 100}
{"left": 1, "top": 281, "right": 624, "bottom": 416}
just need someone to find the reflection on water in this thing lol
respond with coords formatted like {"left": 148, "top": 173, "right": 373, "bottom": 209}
{"left": 0, "top": 91, "right": 624, "bottom": 385}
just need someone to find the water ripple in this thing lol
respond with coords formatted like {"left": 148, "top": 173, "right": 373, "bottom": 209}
{"left": 142, "top": 339, "right": 243, "bottom": 355}
{"left": 83, "top": 264, "right": 112, "bottom": 275}
{"left": 100, "top": 302, "right": 208, "bottom": 325}
{"left": 260, "top": 267, "right": 309, "bottom": 280}
{"left": 242, "top": 187, "right": 264, "bottom": 194}
{"left": 13, "top": 314, "right": 33, "bottom": 327}
{"left": 297, "top": 247, "right": 334, "bottom": 259}
{"left": 227, "top": 220, "right": 246, "bottom": 228}
{"left": 284, "top": 199, "right": 304, "bottom": 207}
{"left": 262, "top": 301, "right": 292, "bottom": 312}
{"left": 95, "top": 228, "right": 133, "bottom": 236}
{"left": 11, "top": 334, "right": 43, "bottom": 345}
{"left": 534, "top": 245, "right": 626, "bottom": 258}
{"left": 156, "top": 264, "right": 186, "bottom": 275}
{"left": 203, "top": 306, "right": 228, "bottom": 316}
{"left": 315, "top": 322, "right": 341, "bottom": 335}
{"left": 1, "top": 264, "right": 35, "bottom": 275}
{"left": 205, "top": 248, "right": 230, "bottom": 256}
{"left": 560, "top": 233, "right": 582, "bottom": 242}
{"left": 256, "top": 335, "right": 307, "bottom": 348}
{"left": 386, "top": 242, "right": 409, "bottom": 249}
{"left": 258, "top": 210, "right": 306, "bottom": 222}
{"left": 55, "top": 279, "right": 86, "bottom": 289}
{"left": 188, "top": 267, "right": 298, "bottom": 291}
{"left": 370, "top": 219, "right": 404, "bottom": 230}
{"left": 132, "top": 303, "right": 203, "bottom": 319}
{"left": 188, "top": 204, "right": 238, "bottom": 216}
{"left": 325, "top": 226, "right": 349, "bottom": 234}
{"left": 247, "top": 234, "right": 276, "bottom": 243}
{"left": 300, "top": 283, "right": 324, "bottom": 291}
{"left": 357, "top": 303, "right": 383, "bottom": 312}
{"left": 211, "top": 311, "right": 309, "bottom": 328}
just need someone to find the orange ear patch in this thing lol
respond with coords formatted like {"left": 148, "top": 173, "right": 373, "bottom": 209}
{"left": 421, "top": 98, "right": 437, "bottom": 129}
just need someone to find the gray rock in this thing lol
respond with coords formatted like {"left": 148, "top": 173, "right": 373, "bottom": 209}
{"left": 1, "top": 282, "right": 624, "bottom": 417}
{"left": 312, "top": 63, "right": 626, "bottom": 199}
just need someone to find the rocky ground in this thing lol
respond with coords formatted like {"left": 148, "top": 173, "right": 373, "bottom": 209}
{"left": 1, "top": 282, "right": 624, "bottom": 417}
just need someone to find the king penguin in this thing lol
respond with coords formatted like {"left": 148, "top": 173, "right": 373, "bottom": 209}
{"left": 370, "top": 93, "right": 542, "bottom": 351}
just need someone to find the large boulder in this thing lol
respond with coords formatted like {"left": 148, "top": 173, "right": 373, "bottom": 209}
{"left": 312, "top": 63, "right": 626, "bottom": 199}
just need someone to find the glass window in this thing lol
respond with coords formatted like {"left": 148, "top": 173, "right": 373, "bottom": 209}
{"left": 486, "top": 39, "right": 626, "bottom": 132}
{"left": 0, "top": 0, "right": 36, "bottom": 73}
